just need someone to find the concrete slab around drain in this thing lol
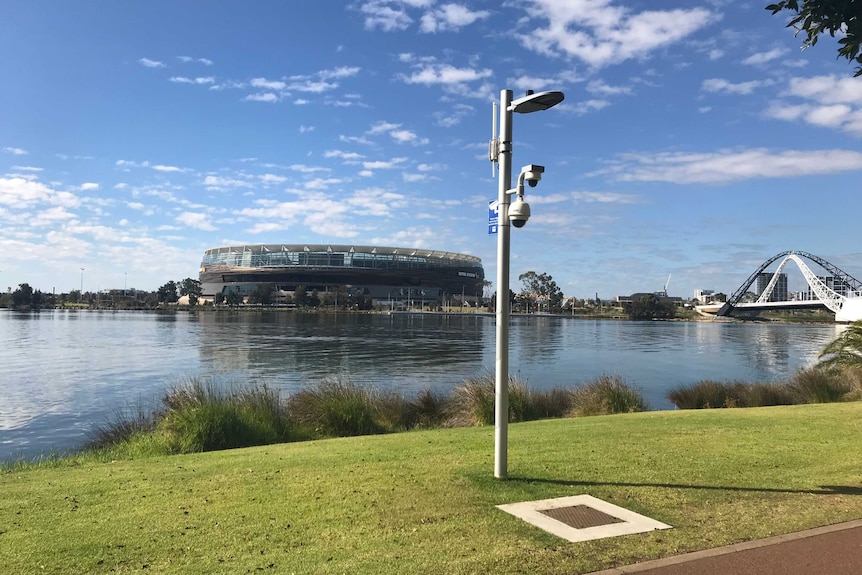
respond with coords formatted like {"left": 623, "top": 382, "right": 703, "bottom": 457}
{"left": 497, "top": 494, "right": 672, "bottom": 543}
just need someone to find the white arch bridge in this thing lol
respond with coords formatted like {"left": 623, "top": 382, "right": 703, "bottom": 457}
{"left": 706, "top": 251, "right": 862, "bottom": 323}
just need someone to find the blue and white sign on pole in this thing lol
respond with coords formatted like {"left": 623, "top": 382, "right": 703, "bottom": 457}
{"left": 488, "top": 200, "right": 499, "bottom": 235}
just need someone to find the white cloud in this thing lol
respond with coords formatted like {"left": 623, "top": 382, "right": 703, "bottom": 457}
{"left": 319, "top": 66, "right": 361, "bottom": 80}
{"left": 138, "top": 58, "right": 165, "bottom": 68}
{"left": 701, "top": 78, "right": 770, "bottom": 95}
{"left": 305, "top": 178, "right": 346, "bottom": 190}
{"left": 289, "top": 164, "right": 331, "bottom": 173}
{"left": 244, "top": 92, "right": 280, "bottom": 103}
{"left": 10, "top": 166, "right": 42, "bottom": 172}
{"left": 787, "top": 75, "right": 862, "bottom": 105}
{"left": 0, "top": 177, "right": 53, "bottom": 206}
{"left": 287, "top": 79, "right": 337, "bottom": 93}
{"left": 420, "top": 4, "right": 490, "bottom": 33}
{"left": 362, "top": 157, "right": 408, "bottom": 170}
{"left": 401, "top": 64, "right": 492, "bottom": 85}
{"left": 0, "top": 177, "right": 81, "bottom": 208}
{"left": 324, "top": 150, "right": 365, "bottom": 161}
{"left": 177, "top": 56, "right": 211, "bottom": 65}
{"left": 259, "top": 174, "right": 287, "bottom": 184}
{"left": 360, "top": 1, "right": 415, "bottom": 31}
{"left": 742, "top": 48, "right": 785, "bottom": 66}
{"left": 152, "top": 165, "right": 184, "bottom": 172}
{"left": 432, "top": 103, "right": 474, "bottom": 128}
{"left": 116, "top": 159, "right": 150, "bottom": 169}
{"left": 570, "top": 99, "right": 610, "bottom": 114}
{"left": 519, "top": 1, "right": 713, "bottom": 69}
{"left": 368, "top": 121, "right": 402, "bottom": 135}
{"left": 587, "top": 80, "right": 632, "bottom": 96}
{"left": 766, "top": 75, "right": 862, "bottom": 135}
{"left": 598, "top": 148, "right": 862, "bottom": 184}
{"left": 170, "top": 76, "right": 215, "bottom": 85}
{"left": 31, "top": 206, "right": 76, "bottom": 226}
{"left": 4, "top": 147, "right": 27, "bottom": 155}
{"left": 299, "top": 125, "right": 315, "bottom": 133}
{"left": 79, "top": 182, "right": 99, "bottom": 191}
{"left": 251, "top": 77, "right": 287, "bottom": 91}
{"left": 390, "top": 129, "right": 429, "bottom": 145}
{"left": 203, "top": 175, "right": 254, "bottom": 190}
{"left": 176, "top": 211, "right": 216, "bottom": 230}
{"left": 340, "top": 134, "right": 373, "bottom": 145}
{"left": 347, "top": 189, "right": 407, "bottom": 215}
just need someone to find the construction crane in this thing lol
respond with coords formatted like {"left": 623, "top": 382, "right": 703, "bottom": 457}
{"left": 658, "top": 274, "right": 671, "bottom": 297}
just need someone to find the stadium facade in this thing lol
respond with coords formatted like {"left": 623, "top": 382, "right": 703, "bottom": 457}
{"left": 199, "top": 244, "right": 485, "bottom": 306}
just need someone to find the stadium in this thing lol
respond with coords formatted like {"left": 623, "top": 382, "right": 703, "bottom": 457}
{"left": 199, "top": 244, "right": 485, "bottom": 307}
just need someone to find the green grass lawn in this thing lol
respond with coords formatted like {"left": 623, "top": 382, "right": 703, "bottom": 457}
{"left": 3, "top": 403, "right": 862, "bottom": 574}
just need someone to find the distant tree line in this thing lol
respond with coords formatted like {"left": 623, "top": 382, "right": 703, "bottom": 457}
{"left": 0, "top": 277, "right": 204, "bottom": 311}
{"left": 4, "top": 270, "right": 686, "bottom": 320}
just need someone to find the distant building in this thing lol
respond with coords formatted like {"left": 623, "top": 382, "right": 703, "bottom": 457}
{"left": 198, "top": 243, "right": 485, "bottom": 306}
{"left": 754, "top": 272, "right": 788, "bottom": 302}
{"left": 694, "top": 289, "right": 714, "bottom": 303}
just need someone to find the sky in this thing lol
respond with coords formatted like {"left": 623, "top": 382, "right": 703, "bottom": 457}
{"left": 2, "top": 0, "right": 862, "bottom": 300}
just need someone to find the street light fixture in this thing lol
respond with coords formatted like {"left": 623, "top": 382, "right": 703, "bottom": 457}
{"left": 492, "top": 89, "right": 564, "bottom": 479}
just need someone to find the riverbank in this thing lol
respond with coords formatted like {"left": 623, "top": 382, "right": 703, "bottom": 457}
{"left": 3, "top": 402, "right": 861, "bottom": 574}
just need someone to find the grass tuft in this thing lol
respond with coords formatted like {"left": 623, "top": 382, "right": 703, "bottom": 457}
{"left": 287, "top": 378, "right": 387, "bottom": 437}
{"left": 157, "top": 379, "right": 293, "bottom": 452}
{"left": 445, "top": 373, "right": 569, "bottom": 425}
{"left": 786, "top": 367, "right": 851, "bottom": 404}
{"left": 568, "top": 374, "right": 648, "bottom": 416}
{"left": 405, "top": 388, "right": 449, "bottom": 429}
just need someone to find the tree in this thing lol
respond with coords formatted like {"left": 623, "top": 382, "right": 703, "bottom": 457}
{"left": 179, "top": 277, "right": 203, "bottom": 307}
{"left": 225, "top": 289, "right": 242, "bottom": 307}
{"left": 489, "top": 289, "right": 516, "bottom": 313}
{"left": 157, "top": 281, "right": 178, "bottom": 304}
{"left": 247, "top": 284, "right": 275, "bottom": 306}
{"left": 817, "top": 321, "right": 862, "bottom": 370}
{"left": 518, "top": 271, "right": 565, "bottom": 313}
{"left": 293, "top": 284, "right": 308, "bottom": 307}
{"left": 629, "top": 294, "right": 677, "bottom": 321}
{"left": 12, "top": 283, "right": 33, "bottom": 308}
{"left": 767, "top": 1, "right": 862, "bottom": 76}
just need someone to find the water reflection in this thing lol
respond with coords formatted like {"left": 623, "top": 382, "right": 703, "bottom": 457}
{"left": 196, "top": 312, "right": 487, "bottom": 392}
{"left": 0, "top": 310, "right": 843, "bottom": 460}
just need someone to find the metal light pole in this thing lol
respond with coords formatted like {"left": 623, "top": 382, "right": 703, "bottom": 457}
{"left": 493, "top": 89, "right": 564, "bottom": 479}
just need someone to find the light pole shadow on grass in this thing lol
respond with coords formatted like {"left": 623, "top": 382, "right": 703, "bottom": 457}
{"left": 508, "top": 477, "right": 862, "bottom": 496}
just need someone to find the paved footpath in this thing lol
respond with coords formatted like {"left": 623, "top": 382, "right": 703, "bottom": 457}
{"left": 585, "top": 520, "right": 862, "bottom": 575}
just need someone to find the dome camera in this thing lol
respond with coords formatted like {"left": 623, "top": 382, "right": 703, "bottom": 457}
{"left": 509, "top": 197, "right": 531, "bottom": 228}
{"left": 521, "top": 164, "right": 544, "bottom": 188}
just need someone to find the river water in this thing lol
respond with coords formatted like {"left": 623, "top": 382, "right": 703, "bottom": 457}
{"left": 0, "top": 310, "right": 844, "bottom": 460}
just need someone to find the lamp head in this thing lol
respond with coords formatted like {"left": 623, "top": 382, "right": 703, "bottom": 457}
{"left": 510, "top": 90, "right": 565, "bottom": 114}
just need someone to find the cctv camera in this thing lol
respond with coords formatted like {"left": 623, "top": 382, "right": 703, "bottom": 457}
{"left": 509, "top": 197, "right": 531, "bottom": 228}
{"left": 521, "top": 164, "right": 545, "bottom": 188}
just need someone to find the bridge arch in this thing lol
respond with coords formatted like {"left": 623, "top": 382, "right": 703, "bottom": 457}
{"left": 717, "top": 251, "right": 862, "bottom": 321}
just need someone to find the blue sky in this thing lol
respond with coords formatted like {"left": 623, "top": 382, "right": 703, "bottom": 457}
{"left": 2, "top": 0, "right": 861, "bottom": 300}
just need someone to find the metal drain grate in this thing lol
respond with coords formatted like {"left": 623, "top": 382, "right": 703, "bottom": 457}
{"left": 497, "top": 495, "right": 672, "bottom": 543}
{"left": 538, "top": 504, "right": 625, "bottom": 529}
